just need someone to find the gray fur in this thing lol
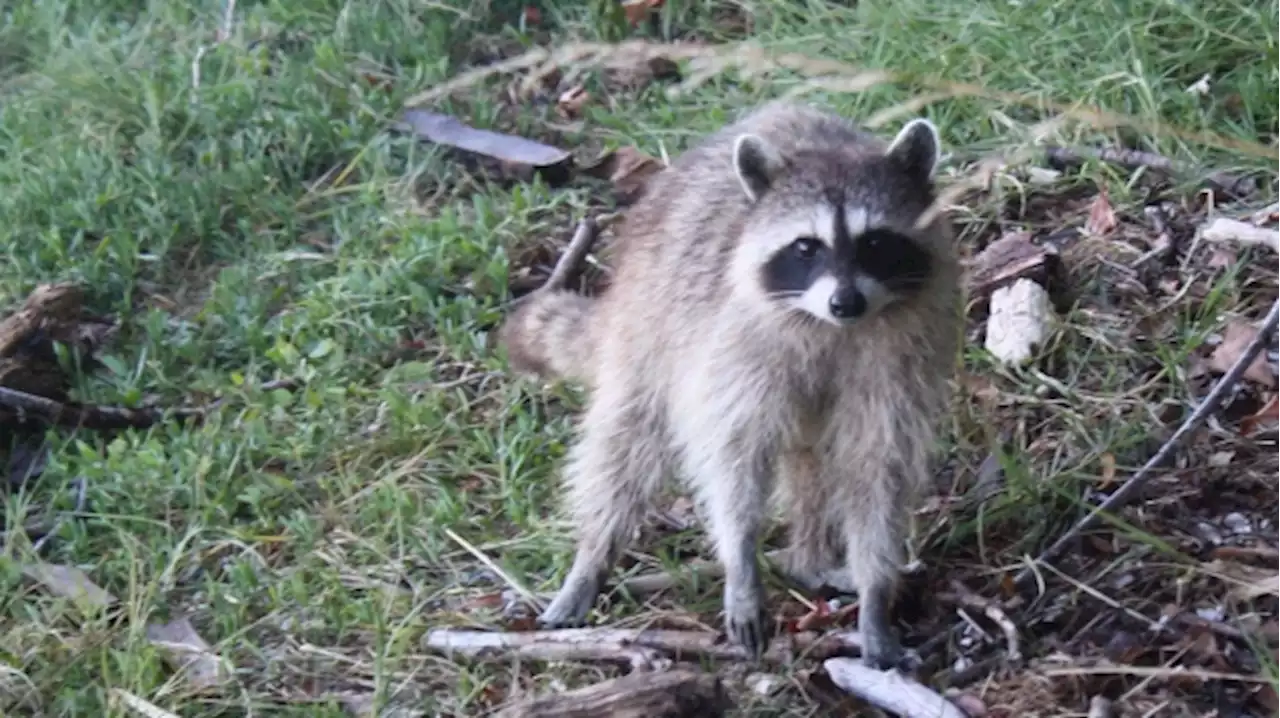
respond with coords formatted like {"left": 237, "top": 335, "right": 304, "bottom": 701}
{"left": 499, "top": 101, "right": 963, "bottom": 667}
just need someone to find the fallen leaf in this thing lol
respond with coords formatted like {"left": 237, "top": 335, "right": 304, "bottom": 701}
{"left": 1085, "top": 189, "right": 1118, "bottom": 236}
{"left": 1254, "top": 684, "right": 1279, "bottom": 714}
{"left": 945, "top": 689, "right": 988, "bottom": 717}
{"left": 962, "top": 231, "right": 1056, "bottom": 301}
{"left": 460, "top": 592, "right": 506, "bottom": 612}
{"left": 1098, "top": 452, "right": 1116, "bottom": 489}
{"left": 1208, "top": 320, "right": 1276, "bottom": 387}
{"left": 145, "top": 617, "right": 229, "bottom": 690}
{"left": 622, "top": 0, "right": 664, "bottom": 26}
{"left": 582, "top": 146, "right": 665, "bottom": 205}
{"left": 1239, "top": 395, "right": 1279, "bottom": 435}
{"left": 556, "top": 84, "right": 590, "bottom": 119}
{"left": 110, "top": 689, "right": 179, "bottom": 718}
{"left": 1207, "top": 245, "right": 1238, "bottom": 269}
{"left": 400, "top": 109, "right": 572, "bottom": 186}
{"left": 521, "top": 6, "right": 541, "bottom": 25}
{"left": 21, "top": 562, "right": 115, "bottom": 611}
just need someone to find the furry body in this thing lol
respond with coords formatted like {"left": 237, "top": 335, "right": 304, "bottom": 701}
{"left": 500, "top": 101, "right": 962, "bottom": 667}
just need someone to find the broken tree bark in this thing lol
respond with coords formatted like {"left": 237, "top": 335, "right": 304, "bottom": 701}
{"left": 0, "top": 283, "right": 85, "bottom": 358}
{"left": 493, "top": 669, "right": 730, "bottom": 718}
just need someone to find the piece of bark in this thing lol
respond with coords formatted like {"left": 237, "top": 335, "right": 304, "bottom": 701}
{"left": 401, "top": 110, "right": 573, "bottom": 186}
{"left": 963, "top": 233, "right": 1058, "bottom": 301}
{"left": 0, "top": 283, "right": 85, "bottom": 357}
{"left": 823, "top": 658, "right": 970, "bottom": 718}
{"left": 984, "top": 278, "right": 1054, "bottom": 366}
{"left": 494, "top": 669, "right": 730, "bottom": 718}
{"left": 1200, "top": 217, "right": 1279, "bottom": 253}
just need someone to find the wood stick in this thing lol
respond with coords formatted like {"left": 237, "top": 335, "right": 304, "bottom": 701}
{"left": 822, "top": 658, "right": 969, "bottom": 718}
{"left": 543, "top": 217, "right": 602, "bottom": 293}
{"left": 1014, "top": 298, "right": 1280, "bottom": 588}
{"left": 941, "top": 580, "right": 1021, "bottom": 663}
{"left": 424, "top": 626, "right": 863, "bottom": 668}
{"left": 493, "top": 669, "right": 731, "bottom": 718}
{"left": 0, "top": 379, "right": 297, "bottom": 431}
{"left": 1044, "top": 145, "right": 1256, "bottom": 197}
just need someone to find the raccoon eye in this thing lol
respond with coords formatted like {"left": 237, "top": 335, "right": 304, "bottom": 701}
{"left": 791, "top": 237, "right": 821, "bottom": 258}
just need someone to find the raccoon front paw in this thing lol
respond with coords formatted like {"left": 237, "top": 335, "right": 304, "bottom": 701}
{"left": 859, "top": 631, "right": 918, "bottom": 672}
{"left": 537, "top": 577, "right": 601, "bottom": 628}
{"left": 724, "top": 589, "right": 769, "bottom": 659}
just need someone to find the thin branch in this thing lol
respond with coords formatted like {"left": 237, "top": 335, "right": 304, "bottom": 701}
{"left": 542, "top": 217, "right": 602, "bottom": 293}
{"left": 1015, "top": 299, "right": 1280, "bottom": 588}
{"left": 941, "top": 580, "right": 1021, "bottom": 663}
{"left": 1045, "top": 145, "right": 1256, "bottom": 197}
{"left": 0, "top": 379, "right": 298, "bottom": 431}
{"left": 424, "top": 626, "right": 863, "bottom": 667}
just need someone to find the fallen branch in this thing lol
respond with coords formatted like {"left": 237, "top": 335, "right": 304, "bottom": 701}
{"left": 1014, "top": 298, "right": 1280, "bottom": 588}
{"left": 493, "top": 668, "right": 731, "bottom": 718}
{"left": 0, "top": 379, "right": 297, "bottom": 431}
{"left": 1044, "top": 145, "right": 1256, "bottom": 197}
{"left": 822, "top": 658, "right": 969, "bottom": 718}
{"left": 941, "top": 580, "right": 1022, "bottom": 663}
{"left": 424, "top": 626, "right": 862, "bottom": 669}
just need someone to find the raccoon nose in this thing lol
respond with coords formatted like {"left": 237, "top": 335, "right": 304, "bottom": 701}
{"left": 829, "top": 288, "right": 867, "bottom": 320}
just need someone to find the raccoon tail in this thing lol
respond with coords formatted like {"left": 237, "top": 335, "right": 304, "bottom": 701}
{"left": 498, "top": 289, "right": 597, "bottom": 385}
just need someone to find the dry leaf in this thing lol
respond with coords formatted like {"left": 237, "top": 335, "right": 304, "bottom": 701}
{"left": 110, "top": 689, "right": 180, "bottom": 718}
{"left": 1085, "top": 189, "right": 1118, "bottom": 236}
{"left": 1209, "top": 320, "right": 1276, "bottom": 387}
{"left": 1098, "top": 452, "right": 1116, "bottom": 489}
{"left": 962, "top": 231, "right": 1056, "bottom": 301}
{"left": 622, "top": 0, "right": 664, "bottom": 26}
{"left": 556, "top": 84, "right": 590, "bottom": 119}
{"left": 1240, "top": 395, "right": 1279, "bottom": 434}
{"left": 400, "top": 109, "right": 572, "bottom": 186}
{"left": 145, "top": 617, "right": 229, "bottom": 690}
{"left": 22, "top": 562, "right": 115, "bottom": 611}
{"left": 582, "top": 146, "right": 665, "bottom": 205}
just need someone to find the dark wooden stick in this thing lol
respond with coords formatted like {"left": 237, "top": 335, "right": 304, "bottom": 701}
{"left": 1014, "top": 299, "right": 1280, "bottom": 588}
{"left": 0, "top": 379, "right": 298, "bottom": 431}
{"left": 493, "top": 669, "right": 730, "bottom": 718}
{"left": 543, "top": 217, "right": 602, "bottom": 293}
{"left": 1044, "top": 145, "right": 1256, "bottom": 197}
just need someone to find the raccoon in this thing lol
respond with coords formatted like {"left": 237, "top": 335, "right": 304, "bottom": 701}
{"left": 500, "top": 101, "right": 963, "bottom": 669}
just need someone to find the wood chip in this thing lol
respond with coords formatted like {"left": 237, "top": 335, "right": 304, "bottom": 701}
{"left": 823, "top": 658, "right": 969, "bottom": 718}
{"left": 984, "top": 278, "right": 1054, "bottom": 366}
{"left": 963, "top": 232, "right": 1058, "bottom": 301}
{"left": 1201, "top": 217, "right": 1279, "bottom": 252}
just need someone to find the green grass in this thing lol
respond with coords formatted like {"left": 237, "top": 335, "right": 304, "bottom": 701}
{"left": 1, "top": 0, "right": 1277, "bottom": 716}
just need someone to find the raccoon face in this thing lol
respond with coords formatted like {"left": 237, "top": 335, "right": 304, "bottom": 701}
{"left": 731, "top": 118, "right": 944, "bottom": 327}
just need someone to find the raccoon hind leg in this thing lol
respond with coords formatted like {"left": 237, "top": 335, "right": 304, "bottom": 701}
{"left": 538, "top": 384, "right": 671, "bottom": 628}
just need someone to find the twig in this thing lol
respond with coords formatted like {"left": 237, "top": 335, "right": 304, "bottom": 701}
{"left": 542, "top": 217, "right": 602, "bottom": 293}
{"left": 1045, "top": 145, "right": 1256, "bottom": 197}
{"left": 1041, "top": 664, "right": 1272, "bottom": 684}
{"left": 442, "top": 527, "right": 545, "bottom": 612}
{"left": 823, "top": 658, "right": 969, "bottom": 718}
{"left": 1014, "top": 298, "right": 1280, "bottom": 589}
{"left": 424, "top": 626, "right": 863, "bottom": 667}
{"left": 941, "top": 580, "right": 1021, "bottom": 662}
{"left": 0, "top": 379, "right": 298, "bottom": 431}
{"left": 1201, "top": 217, "right": 1279, "bottom": 253}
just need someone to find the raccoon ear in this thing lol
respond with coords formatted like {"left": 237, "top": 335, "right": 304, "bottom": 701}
{"left": 733, "top": 133, "right": 784, "bottom": 202}
{"left": 886, "top": 118, "right": 941, "bottom": 185}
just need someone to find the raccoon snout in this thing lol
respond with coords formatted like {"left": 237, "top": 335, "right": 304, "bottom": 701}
{"left": 828, "top": 286, "right": 867, "bottom": 320}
